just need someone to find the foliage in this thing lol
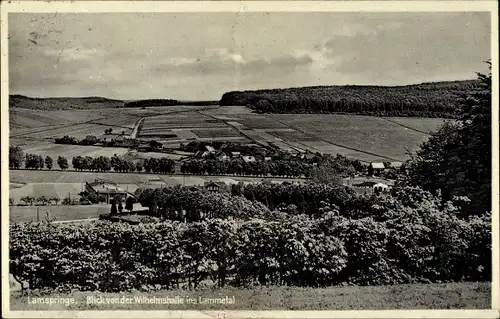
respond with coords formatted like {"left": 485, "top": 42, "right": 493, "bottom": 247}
{"left": 24, "top": 154, "right": 44, "bottom": 170}
{"left": 405, "top": 65, "right": 491, "bottom": 214}
{"left": 44, "top": 156, "right": 53, "bottom": 170}
{"left": 57, "top": 156, "right": 69, "bottom": 170}
{"left": 136, "top": 185, "right": 271, "bottom": 221}
{"left": 9, "top": 146, "right": 24, "bottom": 169}
{"left": 181, "top": 158, "right": 312, "bottom": 177}
{"left": 124, "top": 99, "right": 178, "bottom": 108}
{"left": 10, "top": 204, "right": 490, "bottom": 292}
{"left": 219, "top": 80, "right": 479, "bottom": 118}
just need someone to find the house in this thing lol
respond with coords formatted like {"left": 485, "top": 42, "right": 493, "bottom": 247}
{"left": 264, "top": 156, "right": 272, "bottom": 161}
{"left": 85, "top": 179, "right": 133, "bottom": 204}
{"left": 204, "top": 181, "right": 223, "bottom": 193}
{"left": 368, "top": 162, "right": 385, "bottom": 175}
{"left": 388, "top": 161, "right": 404, "bottom": 172}
{"left": 231, "top": 151, "right": 241, "bottom": 158}
{"left": 242, "top": 156, "right": 256, "bottom": 163}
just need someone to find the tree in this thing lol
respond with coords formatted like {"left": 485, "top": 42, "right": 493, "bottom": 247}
{"left": 45, "top": 156, "right": 53, "bottom": 170}
{"left": 118, "top": 201, "right": 124, "bottom": 214}
{"left": 9, "top": 146, "right": 24, "bottom": 169}
{"left": 57, "top": 156, "right": 69, "bottom": 170}
{"left": 125, "top": 196, "right": 134, "bottom": 211}
{"left": 72, "top": 156, "right": 84, "bottom": 171}
{"left": 135, "top": 162, "right": 143, "bottom": 172}
{"left": 406, "top": 63, "right": 492, "bottom": 214}
{"left": 309, "top": 162, "right": 343, "bottom": 186}
{"left": 20, "top": 196, "right": 35, "bottom": 206}
{"left": 110, "top": 198, "right": 118, "bottom": 216}
{"left": 9, "top": 198, "right": 14, "bottom": 206}
{"left": 36, "top": 196, "right": 50, "bottom": 206}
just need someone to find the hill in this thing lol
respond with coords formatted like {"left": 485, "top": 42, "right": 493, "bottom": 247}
{"left": 9, "top": 95, "right": 125, "bottom": 110}
{"left": 219, "top": 80, "right": 480, "bottom": 118}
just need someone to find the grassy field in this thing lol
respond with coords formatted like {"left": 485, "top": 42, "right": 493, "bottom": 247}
{"left": 192, "top": 128, "right": 242, "bottom": 138}
{"left": 10, "top": 204, "right": 111, "bottom": 222}
{"left": 9, "top": 282, "right": 490, "bottom": 310}
{"left": 9, "top": 183, "right": 83, "bottom": 204}
{"left": 268, "top": 114, "right": 436, "bottom": 161}
{"left": 384, "top": 117, "right": 450, "bottom": 134}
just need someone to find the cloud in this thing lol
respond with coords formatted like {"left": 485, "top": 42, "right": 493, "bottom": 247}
{"left": 154, "top": 48, "right": 315, "bottom": 76}
{"left": 43, "top": 46, "right": 106, "bottom": 62}
{"left": 317, "top": 13, "right": 490, "bottom": 83}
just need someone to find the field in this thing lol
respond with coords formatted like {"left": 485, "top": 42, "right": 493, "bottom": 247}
{"left": 10, "top": 98, "right": 449, "bottom": 166}
{"left": 9, "top": 182, "right": 83, "bottom": 203}
{"left": 9, "top": 282, "right": 490, "bottom": 310}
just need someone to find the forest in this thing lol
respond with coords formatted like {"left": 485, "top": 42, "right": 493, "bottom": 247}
{"left": 219, "top": 80, "right": 479, "bottom": 118}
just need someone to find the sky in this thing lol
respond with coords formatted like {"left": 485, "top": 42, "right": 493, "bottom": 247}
{"left": 8, "top": 12, "right": 491, "bottom": 100}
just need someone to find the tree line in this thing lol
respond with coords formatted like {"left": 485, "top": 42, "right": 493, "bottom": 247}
{"left": 9, "top": 148, "right": 176, "bottom": 174}
{"left": 180, "top": 158, "right": 313, "bottom": 178}
{"left": 219, "top": 80, "right": 479, "bottom": 118}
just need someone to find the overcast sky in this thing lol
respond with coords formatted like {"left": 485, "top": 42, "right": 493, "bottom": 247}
{"left": 9, "top": 12, "right": 491, "bottom": 100}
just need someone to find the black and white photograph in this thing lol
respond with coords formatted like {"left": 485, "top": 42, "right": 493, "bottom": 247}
{"left": 1, "top": 1, "right": 498, "bottom": 317}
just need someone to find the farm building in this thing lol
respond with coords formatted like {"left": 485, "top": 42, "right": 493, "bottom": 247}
{"left": 85, "top": 179, "right": 134, "bottom": 204}
{"left": 231, "top": 152, "right": 241, "bottom": 158}
{"left": 368, "top": 162, "right": 385, "bottom": 175}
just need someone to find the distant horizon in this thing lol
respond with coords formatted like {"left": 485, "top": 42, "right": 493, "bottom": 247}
{"left": 9, "top": 12, "right": 490, "bottom": 100}
{"left": 9, "top": 77, "right": 480, "bottom": 101}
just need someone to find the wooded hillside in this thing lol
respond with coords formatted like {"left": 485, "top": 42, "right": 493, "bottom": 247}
{"left": 219, "top": 80, "right": 480, "bottom": 118}
{"left": 9, "top": 95, "right": 125, "bottom": 110}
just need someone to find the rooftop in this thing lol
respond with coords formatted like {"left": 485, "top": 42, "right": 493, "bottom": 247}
{"left": 370, "top": 162, "right": 385, "bottom": 169}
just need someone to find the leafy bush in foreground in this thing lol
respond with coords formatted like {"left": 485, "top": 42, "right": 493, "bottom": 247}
{"left": 10, "top": 204, "right": 490, "bottom": 292}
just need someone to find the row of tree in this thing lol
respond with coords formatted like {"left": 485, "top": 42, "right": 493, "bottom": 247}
{"left": 180, "top": 159, "right": 313, "bottom": 178}
{"left": 219, "top": 80, "right": 479, "bottom": 118}
{"left": 22, "top": 153, "right": 68, "bottom": 170}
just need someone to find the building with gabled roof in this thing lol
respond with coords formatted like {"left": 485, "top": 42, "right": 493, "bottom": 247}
{"left": 368, "top": 162, "right": 385, "bottom": 175}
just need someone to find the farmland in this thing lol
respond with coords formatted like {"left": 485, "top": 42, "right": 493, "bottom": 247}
{"left": 9, "top": 98, "right": 449, "bottom": 204}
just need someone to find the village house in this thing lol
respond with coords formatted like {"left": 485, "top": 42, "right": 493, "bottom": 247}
{"left": 204, "top": 181, "right": 226, "bottom": 193}
{"left": 85, "top": 179, "right": 134, "bottom": 204}
{"left": 368, "top": 162, "right": 385, "bottom": 175}
{"left": 231, "top": 151, "right": 241, "bottom": 158}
